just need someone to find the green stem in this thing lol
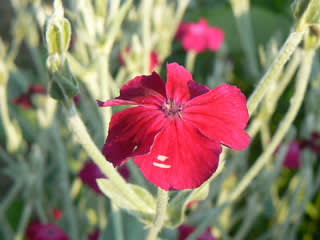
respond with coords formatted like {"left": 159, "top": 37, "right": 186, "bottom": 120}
{"left": 248, "top": 50, "right": 301, "bottom": 138}
{"left": 51, "top": 125, "right": 79, "bottom": 239}
{"left": 64, "top": 104, "right": 151, "bottom": 212}
{"left": 14, "top": 203, "right": 32, "bottom": 240}
{"left": 0, "top": 182, "right": 22, "bottom": 215}
{"left": 247, "top": 30, "right": 306, "bottom": 115}
{"left": 111, "top": 203, "right": 124, "bottom": 240}
{"left": 229, "top": 0, "right": 259, "bottom": 77}
{"left": 146, "top": 188, "right": 169, "bottom": 240}
{"left": 230, "top": 49, "right": 315, "bottom": 202}
{"left": 185, "top": 51, "right": 197, "bottom": 72}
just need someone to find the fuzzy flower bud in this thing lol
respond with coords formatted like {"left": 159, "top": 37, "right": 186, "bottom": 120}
{"left": 45, "top": 0, "right": 71, "bottom": 70}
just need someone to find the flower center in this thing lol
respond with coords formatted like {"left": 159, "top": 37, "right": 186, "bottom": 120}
{"left": 162, "top": 99, "right": 183, "bottom": 118}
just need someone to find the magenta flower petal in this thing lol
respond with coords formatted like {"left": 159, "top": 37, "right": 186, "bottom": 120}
{"left": 283, "top": 140, "right": 301, "bottom": 169}
{"left": 134, "top": 120, "right": 221, "bottom": 190}
{"left": 103, "top": 107, "right": 166, "bottom": 166}
{"left": 150, "top": 51, "right": 160, "bottom": 72}
{"left": 176, "top": 18, "right": 224, "bottom": 53}
{"left": 98, "top": 72, "right": 166, "bottom": 107}
{"left": 166, "top": 63, "right": 210, "bottom": 102}
{"left": 13, "top": 94, "right": 33, "bottom": 109}
{"left": 207, "top": 27, "right": 225, "bottom": 51}
{"left": 182, "top": 19, "right": 209, "bottom": 53}
{"left": 26, "top": 222, "right": 69, "bottom": 240}
{"left": 178, "top": 224, "right": 217, "bottom": 240}
{"left": 13, "top": 84, "right": 46, "bottom": 109}
{"left": 88, "top": 229, "right": 100, "bottom": 240}
{"left": 79, "top": 161, "right": 106, "bottom": 194}
{"left": 79, "top": 161, "right": 131, "bottom": 194}
{"left": 176, "top": 22, "right": 191, "bottom": 40}
{"left": 184, "top": 84, "right": 250, "bottom": 150}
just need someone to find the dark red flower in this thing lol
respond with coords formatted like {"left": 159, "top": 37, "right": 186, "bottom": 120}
{"left": 88, "top": 229, "right": 100, "bottom": 240}
{"left": 52, "top": 209, "right": 63, "bottom": 220}
{"left": 73, "top": 95, "right": 81, "bottom": 104}
{"left": 98, "top": 63, "right": 250, "bottom": 190}
{"left": 309, "top": 132, "right": 320, "bottom": 153}
{"left": 282, "top": 140, "right": 302, "bottom": 169}
{"left": 150, "top": 51, "right": 160, "bottom": 72}
{"left": 26, "top": 221, "right": 69, "bottom": 240}
{"left": 178, "top": 225, "right": 217, "bottom": 240}
{"left": 119, "top": 47, "right": 160, "bottom": 72}
{"left": 79, "top": 161, "right": 130, "bottom": 194}
{"left": 13, "top": 84, "right": 46, "bottom": 109}
{"left": 176, "top": 19, "right": 224, "bottom": 53}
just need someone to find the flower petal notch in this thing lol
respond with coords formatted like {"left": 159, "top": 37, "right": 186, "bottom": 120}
{"left": 98, "top": 62, "right": 250, "bottom": 190}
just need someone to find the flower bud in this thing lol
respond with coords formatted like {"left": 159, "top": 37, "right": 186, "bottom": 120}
{"left": 46, "top": 54, "right": 62, "bottom": 72}
{"left": 49, "top": 62, "right": 79, "bottom": 100}
{"left": 45, "top": 0, "right": 71, "bottom": 56}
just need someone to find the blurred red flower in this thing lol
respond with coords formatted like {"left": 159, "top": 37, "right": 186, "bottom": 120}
{"left": 26, "top": 221, "right": 69, "bottom": 240}
{"left": 98, "top": 62, "right": 250, "bottom": 190}
{"left": 13, "top": 84, "right": 46, "bottom": 109}
{"left": 282, "top": 140, "right": 302, "bottom": 169}
{"left": 52, "top": 209, "right": 63, "bottom": 220}
{"left": 79, "top": 161, "right": 130, "bottom": 194}
{"left": 119, "top": 47, "right": 160, "bottom": 72}
{"left": 176, "top": 18, "right": 224, "bottom": 53}
{"left": 178, "top": 225, "right": 217, "bottom": 240}
{"left": 88, "top": 229, "right": 100, "bottom": 240}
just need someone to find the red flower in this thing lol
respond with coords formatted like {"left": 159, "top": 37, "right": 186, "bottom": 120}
{"left": 73, "top": 95, "right": 81, "bottom": 104}
{"left": 119, "top": 47, "right": 160, "bottom": 72}
{"left": 98, "top": 63, "right": 250, "bottom": 190}
{"left": 13, "top": 84, "right": 46, "bottom": 109}
{"left": 26, "top": 221, "right": 69, "bottom": 240}
{"left": 79, "top": 161, "right": 130, "bottom": 194}
{"left": 88, "top": 229, "right": 100, "bottom": 240}
{"left": 178, "top": 225, "right": 217, "bottom": 240}
{"left": 52, "top": 209, "right": 63, "bottom": 220}
{"left": 176, "top": 19, "right": 224, "bottom": 53}
{"left": 282, "top": 140, "right": 302, "bottom": 169}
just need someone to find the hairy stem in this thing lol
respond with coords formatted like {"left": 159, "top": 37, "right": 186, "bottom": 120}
{"left": 146, "top": 188, "right": 169, "bottom": 240}
{"left": 248, "top": 30, "right": 306, "bottom": 115}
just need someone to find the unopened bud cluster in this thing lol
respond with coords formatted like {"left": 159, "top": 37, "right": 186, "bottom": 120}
{"left": 45, "top": 0, "right": 71, "bottom": 72}
{"left": 45, "top": 0, "right": 78, "bottom": 100}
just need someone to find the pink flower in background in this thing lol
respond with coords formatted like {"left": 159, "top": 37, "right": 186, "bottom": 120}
{"left": 13, "top": 84, "right": 46, "bottom": 109}
{"left": 26, "top": 221, "right": 69, "bottom": 240}
{"left": 88, "top": 229, "right": 100, "bottom": 240}
{"left": 282, "top": 140, "right": 302, "bottom": 169}
{"left": 119, "top": 47, "right": 160, "bottom": 72}
{"left": 98, "top": 62, "right": 250, "bottom": 190}
{"left": 79, "top": 161, "right": 130, "bottom": 194}
{"left": 73, "top": 95, "right": 81, "bottom": 104}
{"left": 178, "top": 225, "right": 217, "bottom": 240}
{"left": 176, "top": 18, "right": 224, "bottom": 53}
{"left": 150, "top": 51, "right": 160, "bottom": 72}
